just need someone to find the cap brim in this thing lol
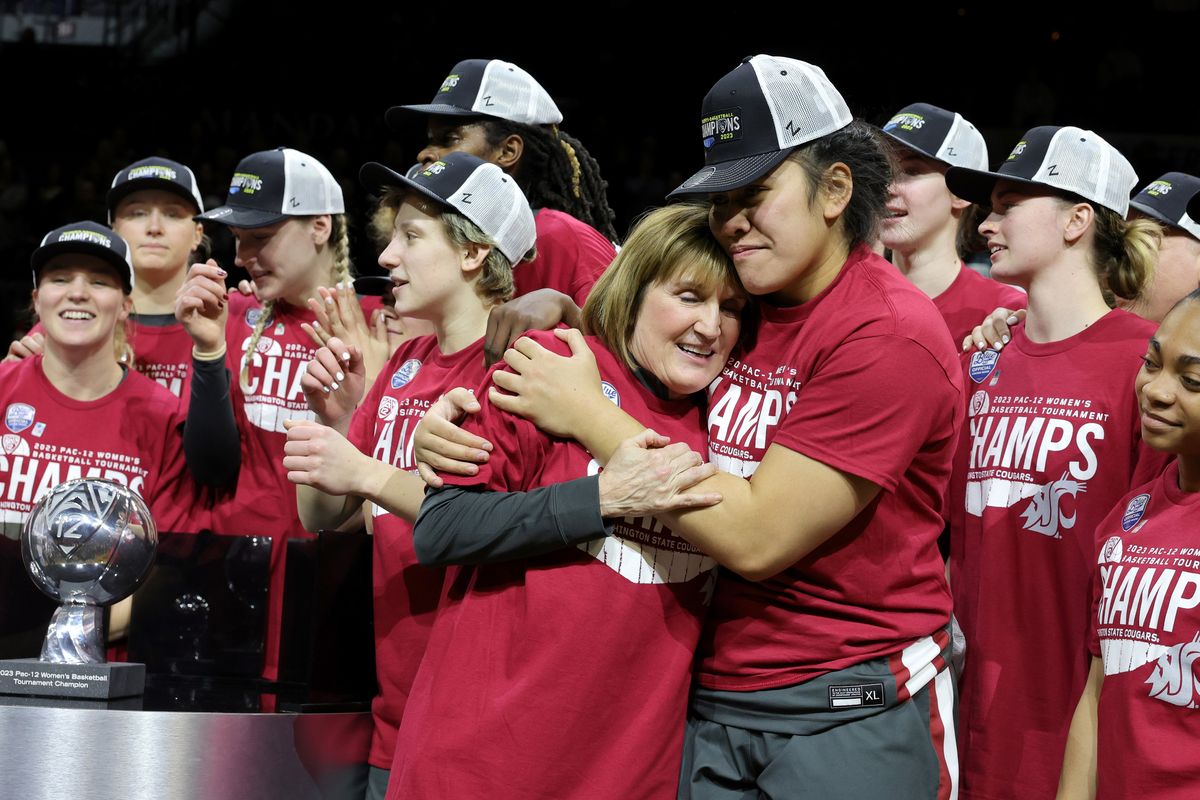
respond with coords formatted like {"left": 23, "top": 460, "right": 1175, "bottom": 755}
{"left": 668, "top": 149, "right": 792, "bottom": 199}
{"left": 194, "top": 206, "right": 286, "bottom": 229}
{"left": 943, "top": 166, "right": 1053, "bottom": 207}
{"left": 106, "top": 180, "right": 200, "bottom": 215}
{"left": 359, "top": 161, "right": 449, "bottom": 211}
{"left": 32, "top": 241, "right": 132, "bottom": 292}
{"left": 385, "top": 103, "right": 478, "bottom": 131}
{"left": 1129, "top": 199, "right": 1176, "bottom": 228}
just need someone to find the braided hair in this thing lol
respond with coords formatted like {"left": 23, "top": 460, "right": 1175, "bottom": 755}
{"left": 479, "top": 119, "right": 619, "bottom": 244}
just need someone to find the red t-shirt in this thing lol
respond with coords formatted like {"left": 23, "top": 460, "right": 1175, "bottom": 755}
{"left": 694, "top": 246, "right": 961, "bottom": 692}
{"left": 388, "top": 331, "right": 716, "bottom": 800}
{"left": 950, "top": 309, "right": 1168, "bottom": 799}
{"left": 346, "top": 334, "right": 488, "bottom": 770}
{"left": 1090, "top": 460, "right": 1200, "bottom": 799}
{"left": 512, "top": 209, "right": 615, "bottom": 306}
{"left": 0, "top": 356, "right": 190, "bottom": 535}
{"left": 932, "top": 264, "right": 1027, "bottom": 347}
{"left": 128, "top": 316, "right": 195, "bottom": 401}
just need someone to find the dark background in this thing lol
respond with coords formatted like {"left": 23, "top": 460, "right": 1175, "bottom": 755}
{"left": 2, "top": 0, "right": 1199, "bottom": 341}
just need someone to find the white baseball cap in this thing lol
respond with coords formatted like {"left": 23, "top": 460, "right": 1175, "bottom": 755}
{"left": 360, "top": 152, "right": 536, "bottom": 263}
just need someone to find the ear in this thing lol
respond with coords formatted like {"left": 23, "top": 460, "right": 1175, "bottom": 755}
{"left": 118, "top": 294, "right": 133, "bottom": 322}
{"left": 191, "top": 221, "right": 205, "bottom": 251}
{"left": 310, "top": 214, "right": 332, "bottom": 247}
{"left": 461, "top": 242, "right": 492, "bottom": 274}
{"left": 1062, "top": 202, "right": 1095, "bottom": 246}
{"left": 820, "top": 162, "right": 854, "bottom": 223}
{"left": 494, "top": 134, "right": 524, "bottom": 172}
{"left": 949, "top": 193, "right": 972, "bottom": 212}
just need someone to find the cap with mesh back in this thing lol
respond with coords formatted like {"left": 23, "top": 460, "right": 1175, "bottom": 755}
{"left": 1130, "top": 172, "right": 1200, "bottom": 242}
{"left": 360, "top": 152, "right": 536, "bottom": 264}
{"left": 31, "top": 220, "right": 135, "bottom": 292}
{"left": 196, "top": 147, "right": 345, "bottom": 229}
{"left": 386, "top": 59, "right": 563, "bottom": 130}
{"left": 107, "top": 156, "right": 204, "bottom": 222}
{"left": 945, "top": 126, "right": 1138, "bottom": 216}
{"left": 879, "top": 103, "right": 988, "bottom": 171}
{"left": 668, "top": 55, "right": 853, "bottom": 198}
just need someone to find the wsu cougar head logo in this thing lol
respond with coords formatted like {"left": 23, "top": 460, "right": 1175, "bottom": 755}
{"left": 1146, "top": 632, "right": 1200, "bottom": 709}
{"left": 1020, "top": 471, "right": 1087, "bottom": 539}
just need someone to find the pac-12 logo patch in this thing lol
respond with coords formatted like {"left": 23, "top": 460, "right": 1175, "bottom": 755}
{"left": 601, "top": 381, "right": 620, "bottom": 407}
{"left": 1100, "top": 535, "right": 1124, "bottom": 565}
{"left": 391, "top": 359, "right": 421, "bottom": 390}
{"left": 968, "top": 390, "right": 990, "bottom": 418}
{"left": 377, "top": 396, "right": 399, "bottom": 421}
{"left": 1122, "top": 493, "right": 1151, "bottom": 532}
{"left": 969, "top": 350, "right": 1000, "bottom": 383}
{"left": 5, "top": 403, "right": 35, "bottom": 433}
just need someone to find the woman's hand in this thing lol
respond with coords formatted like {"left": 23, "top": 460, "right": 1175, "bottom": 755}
{"left": 175, "top": 260, "right": 229, "bottom": 353}
{"left": 489, "top": 328, "right": 604, "bottom": 438}
{"left": 413, "top": 388, "right": 492, "bottom": 487}
{"left": 483, "top": 289, "right": 581, "bottom": 366}
{"left": 303, "top": 283, "right": 393, "bottom": 386}
{"left": 4, "top": 331, "right": 44, "bottom": 362}
{"left": 300, "top": 335, "right": 366, "bottom": 431}
{"left": 962, "top": 307, "right": 1025, "bottom": 352}
{"left": 283, "top": 419, "right": 376, "bottom": 497}
{"left": 597, "top": 429, "right": 721, "bottom": 517}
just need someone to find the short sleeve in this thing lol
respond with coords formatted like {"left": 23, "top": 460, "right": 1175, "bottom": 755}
{"left": 770, "top": 335, "right": 960, "bottom": 492}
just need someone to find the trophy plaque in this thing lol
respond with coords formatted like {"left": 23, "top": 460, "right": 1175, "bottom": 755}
{"left": 0, "top": 478, "right": 157, "bottom": 699}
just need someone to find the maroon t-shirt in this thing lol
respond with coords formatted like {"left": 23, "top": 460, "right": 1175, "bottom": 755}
{"left": 347, "top": 334, "right": 488, "bottom": 770}
{"left": 388, "top": 331, "right": 715, "bottom": 800}
{"left": 932, "top": 263, "right": 1027, "bottom": 347}
{"left": 695, "top": 246, "right": 961, "bottom": 693}
{"left": 513, "top": 209, "right": 615, "bottom": 306}
{"left": 1090, "top": 460, "right": 1200, "bottom": 799}
{"left": 0, "top": 355, "right": 190, "bottom": 534}
{"left": 950, "top": 308, "right": 1169, "bottom": 799}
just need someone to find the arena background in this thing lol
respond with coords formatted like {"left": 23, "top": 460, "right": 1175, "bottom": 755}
{"left": 2, "top": 1, "right": 1198, "bottom": 343}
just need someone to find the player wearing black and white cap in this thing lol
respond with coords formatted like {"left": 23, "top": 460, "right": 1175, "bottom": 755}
{"left": 1123, "top": 172, "right": 1200, "bottom": 321}
{"left": 879, "top": 102, "right": 1027, "bottom": 345}
{"left": 284, "top": 151, "right": 536, "bottom": 800}
{"left": 388, "top": 58, "right": 618, "bottom": 360}
{"left": 176, "top": 146, "right": 374, "bottom": 683}
{"left": 945, "top": 126, "right": 1170, "bottom": 800}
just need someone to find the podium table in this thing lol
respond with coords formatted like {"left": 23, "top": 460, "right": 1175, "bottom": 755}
{"left": 0, "top": 678, "right": 371, "bottom": 800}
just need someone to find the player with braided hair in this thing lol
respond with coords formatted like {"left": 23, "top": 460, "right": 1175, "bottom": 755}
{"left": 387, "top": 58, "right": 617, "bottom": 356}
{"left": 175, "top": 147, "right": 375, "bottom": 681}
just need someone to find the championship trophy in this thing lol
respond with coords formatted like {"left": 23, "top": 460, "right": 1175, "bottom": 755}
{"left": 0, "top": 478, "right": 157, "bottom": 699}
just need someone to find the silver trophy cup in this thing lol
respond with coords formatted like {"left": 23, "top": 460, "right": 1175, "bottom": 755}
{"left": 20, "top": 478, "right": 157, "bottom": 664}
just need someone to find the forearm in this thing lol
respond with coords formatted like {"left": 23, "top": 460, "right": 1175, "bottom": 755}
{"left": 413, "top": 477, "right": 610, "bottom": 567}
{"left": 296, "top": 483, "right": 362, "bottom": 533}
{"left": 1057, "top": 657, "right": 1102, "bottom": 800}
{"left": 565, "top": 394, "right": 645, "bottom": 463}
{"left": 357, "top": 464, "right": 426, "bottom": 523}
{"left": 184, "top": 356, "right": 241, "bottom": 487}
{"left": 659, "top": 450, "right": 878, "bottom": 581}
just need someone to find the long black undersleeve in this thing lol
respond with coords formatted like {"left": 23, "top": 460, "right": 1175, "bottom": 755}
{"left": 413, "top": 476, "right": 612, "bottom": 567}
{"left": 183, "top": 356, "right": 241, "bottom": 488}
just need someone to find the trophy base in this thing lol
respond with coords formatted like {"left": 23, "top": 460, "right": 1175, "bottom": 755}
{"left": 0, "top": 658, "right": 145, "bottom": 699}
